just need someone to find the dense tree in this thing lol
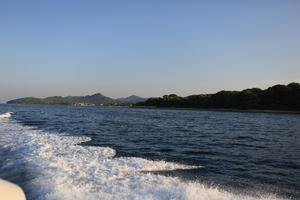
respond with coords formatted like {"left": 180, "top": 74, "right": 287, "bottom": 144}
{"left": 136, "top": 83, "right": 300, "bottom": 111}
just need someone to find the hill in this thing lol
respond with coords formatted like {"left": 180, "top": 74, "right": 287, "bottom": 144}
{"left": 136, "top": 83, "right": 300, "bottom": 111}
{"left": 7, "top": 93, "right": 119, "bottom": 106}
{"left": 117, "top": 95, "right": 147, "bottom": 103}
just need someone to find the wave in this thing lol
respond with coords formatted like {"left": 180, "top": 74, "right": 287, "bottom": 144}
{"left": 0, "top": 112, "right": 13, "bottom": 118}
{"left": 0, "top": 113, "right": 286, "bottom": 200}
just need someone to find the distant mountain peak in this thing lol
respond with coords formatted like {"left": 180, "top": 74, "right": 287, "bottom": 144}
{"left": 127, "top": 95, "right": 139, "bottom": 98}
{"left": 92, "top": 93, "right": 103, "bottom": 96}
{"left": 117, "top": 95, "right": 147, "bottom": 103}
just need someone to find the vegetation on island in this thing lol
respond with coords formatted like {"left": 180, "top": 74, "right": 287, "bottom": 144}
{"left": 117, "top": 95, "right": 148, "bottom": 103}
{"left": 7, "top": 93, "right": 146, "bottom": 106}
{"left": 136, "top": 83, "right": 300, "bottom": 111}
{"left": 7, "top": 83, "right": 300, "bottom": 111}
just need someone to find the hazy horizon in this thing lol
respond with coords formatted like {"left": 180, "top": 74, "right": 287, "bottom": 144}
{"left": 1, "top": 1, "right": 300, "bottom": 103}
{"left": 2, "top": 81, "right": 298, "bottom": 104}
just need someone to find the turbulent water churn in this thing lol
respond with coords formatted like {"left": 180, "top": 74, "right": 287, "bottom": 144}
{"left": 0, "top": 104, "right": 299, "bottom": 200}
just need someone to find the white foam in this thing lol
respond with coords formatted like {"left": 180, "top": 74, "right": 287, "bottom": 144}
{"left": 0, "top": 116, "right": 286, "bottom": 200}
{"left": 0, "top": 112, "right": 13, "bottom": 118}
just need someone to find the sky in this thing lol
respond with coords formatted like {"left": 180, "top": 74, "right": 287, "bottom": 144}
{"left": 0, "top": 0, "right": 299, "bottom": 102}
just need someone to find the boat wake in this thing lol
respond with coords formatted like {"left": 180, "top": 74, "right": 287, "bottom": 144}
{"left": 0, "top": 112, "right": 13, "bottom": 118}
{"left": 0, "top": 112, "right": 286, "bottom": 200}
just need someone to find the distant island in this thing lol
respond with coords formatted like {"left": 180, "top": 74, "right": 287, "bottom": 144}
{"left": 7, "top": 93, "right": 147, "bottom": 106}
{"left": 7, "top": 83, "right": 300, "bottom": 111}
{"left": 117, "top": 95, "right": 148, "bottom": 104}
{"left": 136, "top": 83, "right": 300, "bottom": 111}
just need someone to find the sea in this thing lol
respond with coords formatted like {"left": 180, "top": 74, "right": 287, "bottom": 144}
{"left": 0, "top": 104, "right": 299, "bottom": 200}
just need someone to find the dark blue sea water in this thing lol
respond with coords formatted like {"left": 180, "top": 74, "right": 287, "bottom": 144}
{"left": 0, "top": 104, "right": 299, "bottom": 200}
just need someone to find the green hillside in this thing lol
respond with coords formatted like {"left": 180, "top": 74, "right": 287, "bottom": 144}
{"left": 136, "top": 83, "right": 300, "bottom": 111}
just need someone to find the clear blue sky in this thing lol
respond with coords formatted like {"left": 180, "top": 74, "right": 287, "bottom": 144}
{"left": 0, "top": 0, "right": 299, "bottom": 102}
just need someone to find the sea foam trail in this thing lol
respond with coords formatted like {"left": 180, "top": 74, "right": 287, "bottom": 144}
{"left": 0, "top": 112, "right": 13, "bottom": 118}
{"left": 0, "top": 112, "right": 286, "bottom": 200}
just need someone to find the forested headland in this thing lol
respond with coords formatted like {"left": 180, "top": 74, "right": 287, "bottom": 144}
{"left": 136, "top": 83, "right": 300, "bottom": 111}
{"left": 7, "top": 93, "right": 146, "bottom": 106}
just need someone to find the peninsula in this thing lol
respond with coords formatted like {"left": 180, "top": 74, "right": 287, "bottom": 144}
{"left": 7, "top": 93, "right": 146, "bottom": 106}
{"left": 7, "top": 83, "right": 300, "bottom": 111}
{"left": 136, "top": 83, "right": 300, "bottom": 111}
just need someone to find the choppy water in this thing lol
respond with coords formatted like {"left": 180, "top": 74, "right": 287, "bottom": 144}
{"left": 0, "top": 104, "right": 299, "bottom": 200}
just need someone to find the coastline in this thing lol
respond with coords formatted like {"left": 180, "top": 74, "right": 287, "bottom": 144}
{"left": 132, "top": 106, "right": 300, "bottom": 115}
{"left": 3, "top": 103, "right": 300, "bottom": 115}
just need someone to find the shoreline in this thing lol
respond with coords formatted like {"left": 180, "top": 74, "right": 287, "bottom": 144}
{"left": 3, "top": 103, "right": 300, "bottom": 115}
{"left": 132, "top": 106, "right": 300, "bottom": 115}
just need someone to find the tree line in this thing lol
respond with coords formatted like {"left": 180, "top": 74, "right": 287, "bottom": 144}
{"left": 136, "top": 83, "right": 300, "bottom": 111}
